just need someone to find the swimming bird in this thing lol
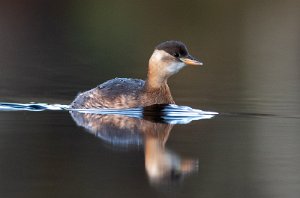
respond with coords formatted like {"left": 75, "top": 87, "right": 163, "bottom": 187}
{"left": 71, "top": 40, "right": 203, "bottom": 109}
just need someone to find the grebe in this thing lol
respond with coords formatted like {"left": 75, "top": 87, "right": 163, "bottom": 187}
{"left": 71, "top": 40, "right": 203, "bottom": 109}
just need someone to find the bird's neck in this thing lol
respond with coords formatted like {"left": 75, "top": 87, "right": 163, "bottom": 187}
{"left": 146, "top": 60, "right": 168, "bottom": 89}
{"left": 145, "top": 65, "right": 174, "bottom": 104}
{"left": 144, "top": 54, "right": 175, "bottom": 104}
{"left": 146, "top": 73, "right": 167, "bottom": 90}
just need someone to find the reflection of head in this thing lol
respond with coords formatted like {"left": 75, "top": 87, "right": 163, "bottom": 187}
{"left": 70, "top": 110, "right": 198, "bottom": 185}
{"left": 145, "top": 137, "right": 198, "bottom": 185}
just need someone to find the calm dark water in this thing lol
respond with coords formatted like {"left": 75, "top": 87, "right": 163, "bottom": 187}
{"left": 1, "top": 1, "right": 300, "bottom": 198}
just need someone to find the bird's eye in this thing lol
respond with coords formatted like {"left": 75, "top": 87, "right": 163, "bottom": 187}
{"left": 174, "top": 53, "right": 179, "bottom": 57}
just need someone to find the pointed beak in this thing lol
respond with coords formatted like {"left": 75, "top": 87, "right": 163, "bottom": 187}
{"left": 180, "top": 55, "right": 203, "bottom": 66}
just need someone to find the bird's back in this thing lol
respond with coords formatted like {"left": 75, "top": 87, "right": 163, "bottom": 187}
{"left": 71, "top": 78, "right": 145, "bottom": 109}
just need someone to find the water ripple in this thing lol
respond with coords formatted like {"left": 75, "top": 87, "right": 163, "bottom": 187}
{"left": 0, "top": 102, "right": 218, "bottom": 124}
{"left": 0, "top": 102, "right": 69, "bottom": 111}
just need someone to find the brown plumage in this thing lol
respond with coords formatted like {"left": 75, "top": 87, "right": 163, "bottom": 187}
{"left": 71, "top": 40, "right": 203, "bottom": 109}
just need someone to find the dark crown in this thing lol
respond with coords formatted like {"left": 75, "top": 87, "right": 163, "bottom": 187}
{"left": 155, "top": 40, "right": 189, "bottom": 57}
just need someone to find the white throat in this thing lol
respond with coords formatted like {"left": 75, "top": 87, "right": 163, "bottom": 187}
{"left": 149, "top": 50, "right": 185, "bottom": 75}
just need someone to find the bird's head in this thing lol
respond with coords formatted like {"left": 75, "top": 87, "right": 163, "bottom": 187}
{"left": 148, "top": 41, "right": 203, "bottom": 87}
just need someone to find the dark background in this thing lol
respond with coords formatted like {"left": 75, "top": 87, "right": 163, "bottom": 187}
{"left": 1, "top": 0, "right": 299, "bottom": 114}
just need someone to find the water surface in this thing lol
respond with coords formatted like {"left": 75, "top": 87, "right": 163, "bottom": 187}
{"left": 1, "top": 1, "right": 300, "bottom": 198}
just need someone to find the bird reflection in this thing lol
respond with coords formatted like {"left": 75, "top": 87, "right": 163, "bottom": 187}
{"left": 70, "top": 110, "right": 198, "bottom": 185}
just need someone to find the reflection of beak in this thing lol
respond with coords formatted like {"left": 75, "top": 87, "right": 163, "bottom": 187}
{"left": 180, "top": 55, "right": 203, "bottom": 66}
